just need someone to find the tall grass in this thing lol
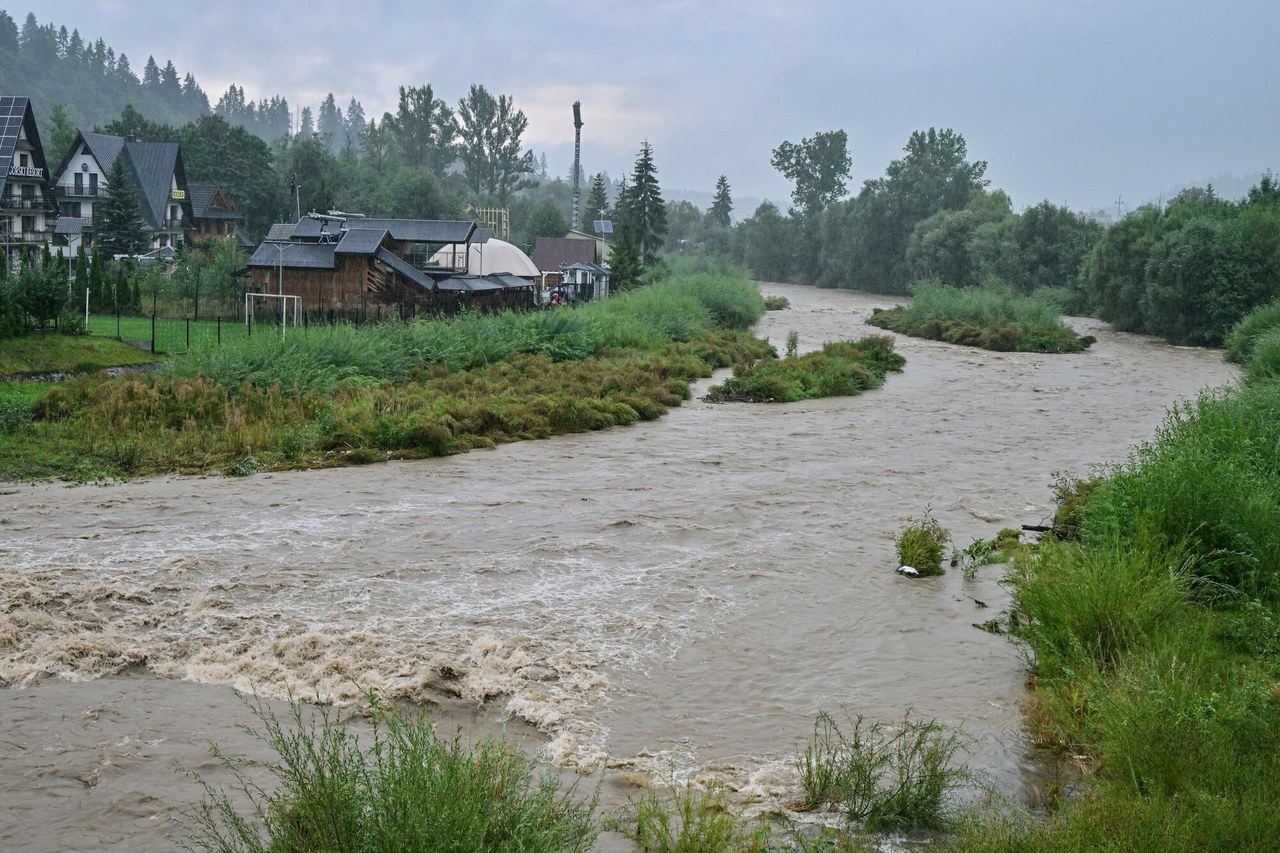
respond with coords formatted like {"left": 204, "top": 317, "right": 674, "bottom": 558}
{"left": 866, "top": 280, "right": 1093, "bottom": 353}
{"left": 609, "top": 781, "right": 770, "bottom": 853}
{"left": 797, "top": 710, "right": 972, "bottom": 832}
{"left": 180, "top": 693, "right": 598, "bottom": 852}
{"left": 706, "top": 336, "right": 904, "bottom": 403}
{"left": 960, "top": 375, "right": 1280, "bottom": 851}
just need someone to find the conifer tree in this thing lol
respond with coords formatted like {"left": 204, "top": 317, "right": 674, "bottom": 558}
{"left": 710, "top": 175, "right": 733, "bottom": 228}
{"left": 96, "top": 154, "right": 149, "bottom": 258}
{"left": 583, "top": 172, "right": 609, "bottom": 233}
{"left": 623, "top": 141, "right": 667, "bottom": 266}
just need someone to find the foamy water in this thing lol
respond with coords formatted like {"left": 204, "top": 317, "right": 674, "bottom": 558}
{"left": 0, "top": 283, "right": 1240, "bottom": 850}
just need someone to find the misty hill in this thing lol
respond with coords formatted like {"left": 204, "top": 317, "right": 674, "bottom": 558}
{"left": 0, "top": 9, "right": 210, "bottom": 145}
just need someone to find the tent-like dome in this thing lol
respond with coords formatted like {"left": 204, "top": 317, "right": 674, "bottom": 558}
{"left": 429, "top": 237, "right": 539, "bottom": 277}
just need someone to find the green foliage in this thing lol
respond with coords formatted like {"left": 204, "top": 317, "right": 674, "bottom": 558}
{"left": 610, "top": 780, "right": 769, "bottom": 853}
{"left": 894, "top": 511, "right": 949, "bottom": 576}
{"left": 764, "top": 295, "right": 790, "bottom": 311}
{"left": 797, "top": 710, "right": 972, "bottom": 831}
{"left": 707, "top": 336, "right": 904, "bottom": 403}
{"left": 618, "top": 140, "right": 667, "bottom": 266}
{"left": 96, "top": 153, "right": 151, "bottom": 257}
{"left": 709, "top": 174, "right": 733, "bottom": 228}
{"left": 455, "top": 84, "right": 536, "bottom": 202}
{"left": 1224, "top": 297, "right": 1280, "bottom": 364}
{"left": 13, "top": 256, "right": 68, "bottom": 328}
{"left": 1078, "top": 382, "right": 1280, "bottom": 597}
{"left": 867, "top": 280, "right": 1094, "bottom": 353}
{"left": 3, "top": 270, "right": 772, "bottom": 481}
{"left": 771, "top": 130, "right": 852, "bottom": 218}
{"left": 180, "top": 693, "right": 598, "bottom": 852}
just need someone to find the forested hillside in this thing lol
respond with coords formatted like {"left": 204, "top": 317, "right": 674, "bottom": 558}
{"left": 0, "top": 10, "right": 209, "bottom": 154}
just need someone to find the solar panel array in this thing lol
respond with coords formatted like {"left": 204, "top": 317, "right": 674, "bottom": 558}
{"left": 593, "top": 220, "right": 614, "bottom": 234}
{"left": 0, "top": 97, "right": 29, "bottom": 176}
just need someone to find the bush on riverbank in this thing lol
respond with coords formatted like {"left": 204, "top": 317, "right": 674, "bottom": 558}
{"left": 181, "top": 694, "right": 598, "bottom": 853}
{"left": 866, "top": 281, "right": 1094, "bottom": 353}
{"left": 704, "top": 335, "right": 904, "bottom": 403}
{"left": 957, "top": 377, "right": 1280, "bottom": 851}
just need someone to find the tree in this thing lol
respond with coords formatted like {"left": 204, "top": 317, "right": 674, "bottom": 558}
{"left": 15, "top": 256, "right": 67, "bottom": 328}
{"left": 46, "top": 102, "right": 77, "bottom": 162}
{"left": 583, "top": 172, "right": 609, "bottom": 233}
{"left": 514, "top": 202, "right": 569, "bottom": 253}
{"left": 739, "top": 201, "right": 790, "bottom": 282}
{"left": 455, "top": 84, "right": 536, "bottom": 202}
{"left": 344, "top": 98, "right": 366, "bottom": 153}
{"left": 317, "top": 93, "right": 343, "bottom": 153}
{"left": 389, "top": 84, "right": 456, "bottom": 174}
{"left": 621, "top": 140, "right": 667, "bottom": 266}
{"left": 771, "top": 130, "right": 851, "bottom": 218}
{"left": 298, "top": 106, "right": 315, "bottom": 140}
{"left": 709, "top": 174, "right": 733, "bottom": 228}
{"left": 96, "top": 153, "right": 149, "bottom": 257}
{"left": 608, "top": 224, "right": 644, "bottom": 291}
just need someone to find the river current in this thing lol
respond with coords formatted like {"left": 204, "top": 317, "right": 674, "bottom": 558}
{"left": 0, "top": 283, "right": 1239, "bottom": 850}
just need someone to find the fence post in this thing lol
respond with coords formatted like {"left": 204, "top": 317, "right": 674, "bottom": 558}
{"left": 151, "top": 313, "right": 156, "bottom": 354}
{"left": 217, "top": 316, "right": 221, "bottom": 347}
{"left": 186, "top": 317, "right": 190, "bottom": 351}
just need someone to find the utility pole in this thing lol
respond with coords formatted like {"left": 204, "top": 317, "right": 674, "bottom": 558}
{"left": 571, "top": 101, "right": 583, "bottom": 231}
{"left": 1114, "top": 195, "right": 1125, "bottom": 221}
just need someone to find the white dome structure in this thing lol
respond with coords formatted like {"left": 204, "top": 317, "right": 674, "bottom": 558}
{"left": 429, "top": 237, "right": 539, "bottom": 277}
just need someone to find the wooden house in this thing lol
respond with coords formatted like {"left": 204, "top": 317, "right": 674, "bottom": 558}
{"left": 246, "top": 214, "right": 539, "bottom": 320}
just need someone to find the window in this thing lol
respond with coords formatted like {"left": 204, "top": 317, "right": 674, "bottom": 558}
{"left": 19, "top": 153, "right": 28, "bottom": 167}
{"left": 22, "top": 215, "right": 35, "bottom": 234}
{"left": 74, "top": 172, "right": 83, "bottom": 194}
{"left": 89, "top": 173, "right": 98, "bottom": 195}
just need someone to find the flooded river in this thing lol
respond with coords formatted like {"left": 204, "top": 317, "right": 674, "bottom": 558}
{"left": 0, "top": 283, "right": 1239, "bottom": 850}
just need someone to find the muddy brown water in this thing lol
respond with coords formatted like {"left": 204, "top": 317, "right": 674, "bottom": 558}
{"left": 0, "top": 283, "right": 1240, "bottom": 850}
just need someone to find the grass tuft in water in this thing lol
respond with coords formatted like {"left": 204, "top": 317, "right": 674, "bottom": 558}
{"left": 178, "top": 692, "right": 598, "bottom": 853}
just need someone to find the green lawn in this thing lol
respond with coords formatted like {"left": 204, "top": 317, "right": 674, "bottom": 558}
{"left": 0, "top": 333, "right": 162, "bottom": 375}
{"left": 87, "top": 314, "right": 252, "bottom": 354}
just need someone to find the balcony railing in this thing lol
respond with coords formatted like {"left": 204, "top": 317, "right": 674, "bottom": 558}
{"left": 1, "top": 197, "right": 46, "bottom": 211}
{"left": 58, "top": 186, "right": 100, "bottom": 198}
{"left": 0, "top": 229, "right": 52, "bottom": 244}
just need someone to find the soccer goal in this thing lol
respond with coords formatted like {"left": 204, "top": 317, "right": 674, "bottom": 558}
{"left": 245, "top": 292, "right": 302, "bottom": 329}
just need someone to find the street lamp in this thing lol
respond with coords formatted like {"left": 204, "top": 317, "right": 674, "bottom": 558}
{"left": 268, "top": 240, "right": 287, "bottom": 340}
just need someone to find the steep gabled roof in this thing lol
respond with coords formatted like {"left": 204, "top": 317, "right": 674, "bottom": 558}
{"left": 124, "top": 139, "right": 183, "bottom": 230}
{"left": 247, "top": 241, "right": 337, "bottom": 270}
{"left": 0, "top": 96, "right": 54, "bottom": 200}
{"left": 188, "top": 181, "right": 241, "bottom": 220}
{"left": 534, "top": 237, "right": 596, "bottom": 272}
{"left": 336, "top": 228, "right": 390, "bottom": 255}
{"left": 58, "top": 131, "right": 186, "bottom": 231}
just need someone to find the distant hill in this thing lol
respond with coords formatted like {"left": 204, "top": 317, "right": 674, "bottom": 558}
{"left": 0, "top": 9, "right": 209, "bottom": 156}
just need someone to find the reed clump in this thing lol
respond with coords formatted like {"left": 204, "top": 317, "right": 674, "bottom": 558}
{"left": 867, "top": 280, "right": 1093, "bottom": 353}
{"left": 705, "top": 336, "right": 904, "bottom": 403}
{"left": 180, "top": 693, "right": 598, "bottom": 853}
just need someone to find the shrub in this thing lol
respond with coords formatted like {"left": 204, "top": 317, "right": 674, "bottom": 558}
{"left": 1225, "top": 298, "right": 1280, "bottom": 365}
{"left": 894, "top": 511, "right": 948, "bottom": 576}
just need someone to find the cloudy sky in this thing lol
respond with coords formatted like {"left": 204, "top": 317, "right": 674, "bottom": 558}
{"left": 35, "top": 0, "right": 1280, "bottom": 214}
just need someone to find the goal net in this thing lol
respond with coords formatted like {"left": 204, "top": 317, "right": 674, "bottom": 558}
{"left": 244, "top": 292, "right": 302, "bottom": 327}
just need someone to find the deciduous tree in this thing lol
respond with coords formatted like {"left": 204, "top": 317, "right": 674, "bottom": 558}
{"left": 771, "top": 130, "right": 851, "bottom": 218}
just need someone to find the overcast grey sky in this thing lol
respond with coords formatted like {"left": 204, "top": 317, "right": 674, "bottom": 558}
{"left": 36, "top": 0, "right": 1280, "bottom": 214}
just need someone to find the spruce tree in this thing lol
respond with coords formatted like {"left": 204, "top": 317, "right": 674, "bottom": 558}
{"left": 624, "top": 141, "right": 667, "bottom": 266}
{"left": 583, "top": 172, "right": 609, "bottom": 233}
{"left": 710, "top": 175, "right": 733, "bottom": 228}
{"left": 608, "top": 223, "right": 643, "bottom": 291}
{"left": 96, "top": 154, "right": 149, "bottom": 257}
